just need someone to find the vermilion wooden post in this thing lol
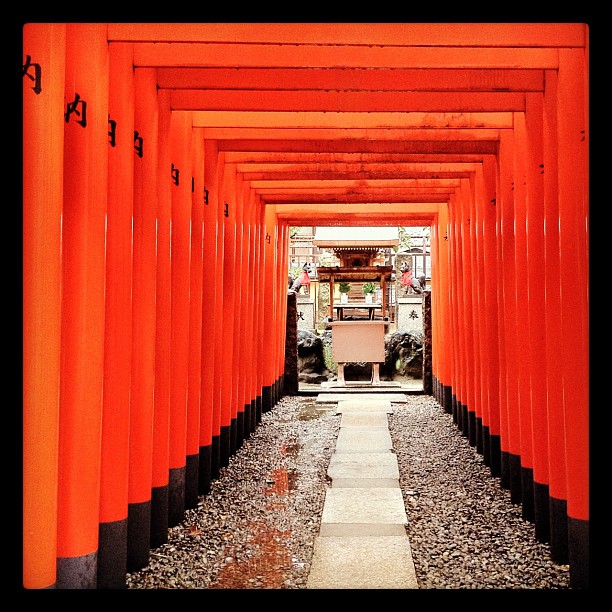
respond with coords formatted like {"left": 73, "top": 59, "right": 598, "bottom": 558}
{"left": 481, "top": 155, "right": 501, "bottom": 477}
{"left": 472, "top": 166, "right": 488, "bottom": 459}
{"left": 498, "top": 128, "right": 521, "bottom": 501}
{"left": 255, "top": 196, "right": 266, "bottom": 421}
{"left": 232, "top": 170, "right": 246, "bottom": 449}
{"left": 525, "top": 92, "right": 550, "bottom": 540}
{"left": 429, "top": 218, "right": 439, "bottom": 401}
{"left": 23, "top": 22, "right": 65, "bottom": 590}
{"left": 168, "top": 111, "right": 193, "bottom": 527}
{"left": 495, "top": 136, "right": 510, "bottom": 491}
{"left": 212, "top": 150, "right": 226, "bottom": 477}
{"left": 277, "top": 223, "right": 290, "bottom": 401}
{"left": 255, "top": 200, "right": 268, "bottom": 423}
{"left": 249, "top": 191, "right": 261, "bottom": 430}
{"left": 447, "top": 193, "right": 462, "bottom": 426}
{"left": 220, "top": 161, "right": 236, "bottom": 464}
{"left": 558, "top": 48, "right": 589, "bottom": 590}
{"left": 542, "top": 68, "right": 568, "bottom": 564}
{"left": 97, "top": 41, "right": 134, "bottom": 590}
{"left": 200, "top": 139, "right": 220, "bottom": 490}
{"left": 251, "top": 192, "right": 262, "bottom": 432}
{"left": 56, "top": 23, "right": 108, "bottom": 589}
{"left": 128, "top": 67, "right": 158, "bottom": 572}
{"left": 186, "top": 127, "right": 204, "bottom": 509}
{"left": 462, "top": 174, "right": 482, "bottom": 452}
{"left": 249, "top": 198, "right": 262, "bottom": 429}
{"left": 261, "top": 206, "right": 277, "bottom": 412}
{"left": 150, "top": 88, "right": 171, "bottom": 548}
{"left": 513, "top": 111, "right": 534, "bottom": 521}
{"left": 458, "top": 183, "right": 473, "bottom": 438}
{"left": 241, "top": 187, "right": 256, "bottom": 437}
{"left": 436, "top": 204, "right": 452, "bottom": 412}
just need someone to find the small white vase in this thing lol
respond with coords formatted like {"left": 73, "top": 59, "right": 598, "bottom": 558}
{"left": 365, "top": 293, "right": 373, "bottom": 304}
{"left": 340, "top": 293, "right": 348, "bottom": 304}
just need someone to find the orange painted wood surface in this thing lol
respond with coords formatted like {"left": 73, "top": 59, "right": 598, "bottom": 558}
{"left": 152, "top": 89, "right": 172, "bottom": 490}
{"left": 187, "top": 129, "right": 205, "bottom": 459}
{"left": 201, "top": 139, "right": 220, "bottom": 444}
{"left": 169, "top": 111, "right": 193, "bottom": 471}
{"left": 22, "top": 22, "right": 66, "bottom": 590}
{"left": 57, "top": 23, "right": 109, "bottom": 562}
{"left": 100, "top": 41, "right": 134, "bottom": 524}
{"left": 130, "top": 67, "right": 158, "bottom": 505}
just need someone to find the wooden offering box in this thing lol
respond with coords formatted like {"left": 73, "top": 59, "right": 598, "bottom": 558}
{"left": 331, "top": 321, "right": 386, "bottom": 385}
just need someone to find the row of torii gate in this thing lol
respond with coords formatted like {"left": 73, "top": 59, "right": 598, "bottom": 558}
{"left": 22, "top": 23, "right": 589, "bottom": 589}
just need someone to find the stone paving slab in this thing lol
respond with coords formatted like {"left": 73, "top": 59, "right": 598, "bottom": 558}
{"left": 330, "top": 477, "right": 400, "bottom": 488}
{"left": 320, "top": 487, "right": 407, "bottom": 525}
{"left": 306, "top": 535, "right": 419, "bottom": 589}
{"left": 315, "top": 393, "right": 406, "bottom": 404}
{"left": 327, "top": 452, "right": 399, "bottom": 480}
{"left": 306, "top": 391, "right": 418, "bottom": 590}
{"left": 318, "top": 523, "right": 407, "bottom": 537}
{"left": 340, "top": 412, "right": 389, "bottom": 427}
{"left": 335, "top": 399, "right": 394, "bottom": 414}
{"left": 335, "top": 427, "right": 393, "bottom": 452}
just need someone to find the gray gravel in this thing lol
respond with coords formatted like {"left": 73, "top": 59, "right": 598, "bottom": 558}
{"left": 126, "top": 394, "right": 571, "bottom": 589}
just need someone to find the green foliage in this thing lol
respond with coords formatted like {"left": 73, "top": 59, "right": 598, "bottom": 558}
{"left": 322, "top": 342, "right": 338, "bottom": 373}
{"left": 394, "top": 226, "right": 413, "bottom": 253}
{"left": 362, "top": 282, "right": 376, "bottom": 294}
{"left": 289, "top": 266, "right": 302, "bottom": 280}
{"left": 338, "top": 282, "right": 351, "bottom": 293}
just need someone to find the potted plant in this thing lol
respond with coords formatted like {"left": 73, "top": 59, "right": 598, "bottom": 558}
{"left": 338, "top": 282, "right": 351, "bottom": 303}
{"left": 362, "top": 282, "right": 376, "bottom": 303}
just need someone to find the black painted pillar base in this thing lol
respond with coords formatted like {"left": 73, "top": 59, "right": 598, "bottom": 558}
{"left": 467, "top": 410, "right": 476, "bottom": 446}
{"left": 533, "top": 481, "right": 550, "bottom": 543}
{"left": 211, "top": 435, "right": 221, "bottom": 479}
{"left": 489, "top": 434, "right": 501, "bottom": 478}
{"left": 251, "top": 398, "right": 257, "bottom": 432}
{"left": 509, "top": 453, "right": 522, "bottom": 505}
{"left": 482, "top": 425, "right": 490, "bottom": 467}
{"left": 278, "top": 375, "right": 284, "bottom": 401}
{"left": 550, "top": 496, "right": 569, "bottom": 564}
{"left": 168, "top": 466, "right": 185, "bottom": 527}
{"left": 243, "top": 402, "right": 251, "bottom": 438}
{"left": 198, "top": 444, "right": 212, "bottom": 495}
{"left": 185, "top": 453, "right": 199, "bottom": 509}
{"left": 220, "top": 424, "right": 231, "bottom": 468}
{"left": 451, "top": 394, "right": 458, "bottom": 424}
{"left": 568, "top": 517, "right": 589, "bottom": 589}
{"left": 150, "top": 485, "right": 168, "bottom": 548}
{"left": 262, "top": 385, "right": 272, "bottom": 413}
{"left": 256, "top": 395, "right": 262, "bottom": 424}
{"left": 230, "top": 417, "right": 237, "bottom": 456}
{"left": 520, "top": 466, "right": 534, "bottom": 522}
{"left": 56, "top": 550, "right": 97, "bottom": 589}
{"left": 500, "top": 450, "right": 511, "bottom": 489}
{"left": 444, "top": 385, "right": 453, "bottom": 414}
{"left": 475, "top": 414, "right": 482, "bottom": 452}
{"left": 127, "top": 499, "right": 151, "bottom": 572}
{"left": 98, "top": 518, "right": 127, "bottom": 589}
{"left": 236, "top": 411, "right": 244, "bottom": 449}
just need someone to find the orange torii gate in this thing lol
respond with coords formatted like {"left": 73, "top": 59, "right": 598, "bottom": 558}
{"left": 22, "top": 22, "right": 589, "bottom": 590}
